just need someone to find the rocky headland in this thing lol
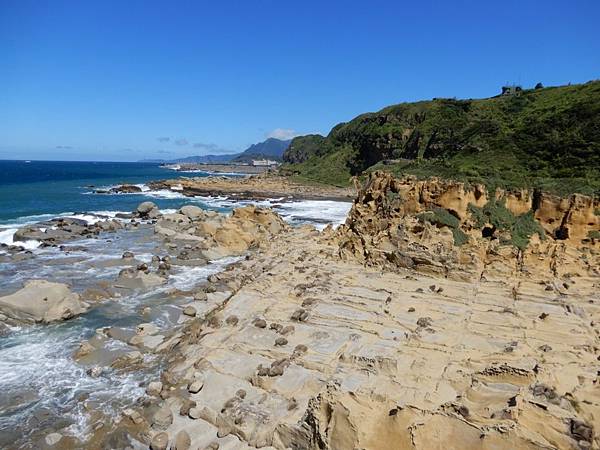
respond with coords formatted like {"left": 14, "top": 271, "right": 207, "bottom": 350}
{"left": 1, "top": 172, "right": 599, "bottom": 449}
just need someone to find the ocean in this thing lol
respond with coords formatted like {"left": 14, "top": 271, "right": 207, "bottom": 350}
{"left": 0, "top": 159, "right": 351, "bottom": 447}
{"left": 0, "top": 160, "right": 351, "bottom": 248}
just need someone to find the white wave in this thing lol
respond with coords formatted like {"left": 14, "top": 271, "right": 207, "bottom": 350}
{"left": 169, "top": 256, "right": 242, "bottom": 290}
{"left": 142, "top": 189, "right": 188, "bottom": 199}
{"left": 0, "top": 227, "right": 41, "bottom": 250}
{"left": 187, "top": 196, "right": 352, "bottom": 230}
{"left": 0, "top": 210, "right": 132, "bottom": 252}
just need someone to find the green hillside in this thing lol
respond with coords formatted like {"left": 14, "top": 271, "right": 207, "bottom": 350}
{"left": 282, "top": 81, "right": 600, "bottom": 195}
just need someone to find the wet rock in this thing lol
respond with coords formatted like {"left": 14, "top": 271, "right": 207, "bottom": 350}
{"left": 110, "top": 350, "right": 144, "bottom": 369}
{"left": 137, "top": 263, "right": 149, "bottom": 272}
{"left": 123, "top": 408, "right": 144, "bottom": 425}
{"left": 122, "top": 251, "right": 135, "bottom": 259}
{"left": 110, "top": 184, "right": 142, "bottom": 194}
{"left": 182, "top": 306, "right": 197, "bottom": 317}
{"left": 150, "top": 432, "right": 169, "bottom": 450}
{"left": 0, "top": 280, "right": 89, "bottom": 324}
{"left": 74, "top": 341, "right": 95, "bottom": 359}
{"left": 188, "top": 380, "right": 204, "bottom": 394}
{"left": 173, "top": 430, "right": 191, "bottom": 450}
{"left": 146, "top": 381, "right": 163, "bottom": 397}
{"left": 86, "top": 366, "right": 103, "bottom": 377}
{"left": 116, "top": 269, "right": 166, "bottom": 290}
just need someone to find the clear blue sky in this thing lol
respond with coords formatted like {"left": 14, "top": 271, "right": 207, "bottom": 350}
{"left": 1, "top": 0, "right": 599, "bottom": 161}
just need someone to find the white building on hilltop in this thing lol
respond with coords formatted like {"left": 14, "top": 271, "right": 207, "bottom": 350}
{"left": 251, "top": 159, "right": 279, "bottom": 167}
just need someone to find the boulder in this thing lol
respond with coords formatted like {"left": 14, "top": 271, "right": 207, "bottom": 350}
{"left": 146, "top": 381, "right": 163, "bottom": 396}
{"left": 136, "top": 201, "right": 159, "bottom": 218}
{"left": 116, "top": 269, "right": 166, "bottom": 290}
{"left": 180, "top": 205, "right": 205, "bottom": 220}
{"left": 0, "top": 280, "right": 89, "bottom": 323}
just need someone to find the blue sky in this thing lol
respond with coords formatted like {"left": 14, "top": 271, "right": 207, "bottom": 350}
{"left": 1, "top": 0, "right": 599, "bottom": 162}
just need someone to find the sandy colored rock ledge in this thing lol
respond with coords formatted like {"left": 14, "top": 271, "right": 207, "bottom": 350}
{"left": 148, "top": 173, "right": 355, "bottom": 201}
{"left": 134, "top": 216, "right": 598, "bottom": 449}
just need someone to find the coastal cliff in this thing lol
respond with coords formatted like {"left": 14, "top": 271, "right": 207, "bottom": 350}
{"left": 75, "top": 174, "right": 597, "bottom": 450}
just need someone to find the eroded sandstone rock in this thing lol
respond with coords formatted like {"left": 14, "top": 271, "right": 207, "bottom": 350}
{"left": 0, "top": 280, "right": 89, "bottom": 323}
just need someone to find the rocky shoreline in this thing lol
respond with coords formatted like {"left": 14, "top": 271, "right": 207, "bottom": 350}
{"left": 0, "top": 173, "right": 599, "bottom": 449}
{"left": 147, "top": 173, "right": 355, "bottom": 202}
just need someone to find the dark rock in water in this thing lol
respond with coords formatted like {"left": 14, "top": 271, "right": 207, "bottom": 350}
{"left": 122, "top": 251, "right": 135, "bottom": 259}
{"left": 115, "top": 212, "right": 134, "bottom": 219}
{"left": 110, "top": 184, "right": 143, "bottom": 194}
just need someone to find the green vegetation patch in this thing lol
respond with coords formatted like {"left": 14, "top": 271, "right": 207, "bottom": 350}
{"left": 283, "top": 81, "right": 600, "bottom": 196}
{"left": 417, "top": 207, "right": 468, "bottom": 246}
{"left": 588, "top": 230, "right": 600, "bottom": 239}
{"left": 468, "top": 200, "right": 545, "bottom": 250}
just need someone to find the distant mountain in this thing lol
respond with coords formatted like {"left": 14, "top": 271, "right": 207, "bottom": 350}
{"left": 139, "top": 153, "right": 240, "bottom": 164}
{"left": 233, "top": 138, "right": 291, "bottom": 163}
{"left": 140, "top": 138, "right": 291, "bottom": 165}
{"left": 172, "top": 153, "right": 241, "bottom": 164}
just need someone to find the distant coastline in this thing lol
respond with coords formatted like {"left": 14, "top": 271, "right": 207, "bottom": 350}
{"left": 161, "top": 162, "right": 276, "bottom": 175}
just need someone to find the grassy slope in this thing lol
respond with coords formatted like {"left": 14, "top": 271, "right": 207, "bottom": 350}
{"left": 282, "top": 81, "right": 600, "bottom": 195}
